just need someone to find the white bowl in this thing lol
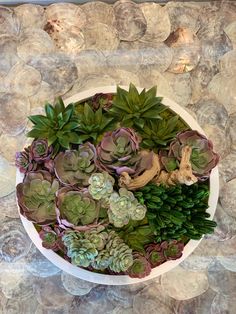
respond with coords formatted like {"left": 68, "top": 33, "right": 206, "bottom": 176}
{"left": 16, "top": 86, "right": 219, "bottom": 285}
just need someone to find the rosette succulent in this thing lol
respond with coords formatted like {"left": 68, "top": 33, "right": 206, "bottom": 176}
{"left": 88, "top": 172, "right": 115, "bottom": 200}
{"left": 145, "top": 243, "right": 166, "bottom": 267}
{"left": 91, "top": 93, "right": 113, "bottom": 111}
{"left": 161, "top": 240, "right": 185, "bottom": 260}
{"left": 106, "top": 231, "right": 133, "bottom": 273}
{"left": 15, "top": 146, "right": 37, "bottom": 173}
{"left": 39, "top": 226, "right": 62, "bottom": 251}
{"left": 54, "top": 143, "right": 96, "bottom": 186}
{"left": 16, "top": 171, "right": 59, "bottom": 224}
{"left": 108, "top": 188, "right": 147, "bottom": 228}
{"left": 127, "top": 253, "right": 151, "bottom": 278}
{"left": 57, "top": 187, "right": 98, "bottom": 226}
{"left": 62, "top": 231, "right": 98, "bottom": 267}
{"left": 30, "top": 139, "right": 53, "bottom": 162}
{"left": 96, "top": 127, "right": 142, "bottom": 176}
{"left": 84, "top": 226, "right": 108, "bottom": 250}
{"left": 162, "top": 130, "right": 219, "bottom": 180}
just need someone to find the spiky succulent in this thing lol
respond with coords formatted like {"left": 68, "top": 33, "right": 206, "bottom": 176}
{"left": 54, "top": 143, "right": 96, "bottom": 186}
{"left": 162, "top": 130, "right": 219, "bottom": 180}
{"left": 15, "top": 146, "right": 37, "bottom": 173}
{"left": 106, "top": 231, "right": 133, "bottom": 273}
{"left": 27, "top": 98, "right": 80, "bottom": 153}
{"left": 108, "top": 83, "right": 166, "bottom": 129}
{"left": 145, "top": 243, "right": 166, "bottom": 267}
{"left": 62, "top": 231, "right": 98, "bottom": 267}
{"left": 108, "top": 188, "right": 147, "bottom": 228}
{"left": 127, "top": 253, "right": 151, "bottom": 278}
{"left": 137, "top": 111, "right": 188, "bottom": 150}
{"left": 96, "top": 127, "right": 149, "bottom": 176}
{"left": 88, "top": 172, "right": 115, "bottom": 200}
{"left": 76, "top": 103, "right": 116, "bottom": 144}
{"left": 30, "top": 139, "right": 53, "bottom": 162}
{"left": 57, "top": 187, "right": 98, "bottom": 226}
{"left": 16, "top": 171, "right": 59, "bottom": 224}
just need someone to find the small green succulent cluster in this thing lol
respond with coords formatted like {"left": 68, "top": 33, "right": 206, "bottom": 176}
{"left": 62, "top": 228, "right": 133, "bottom": 272}
{"left": 88, "top": 172, "right": 115, "bottom": 200}
{"left": 135, "top": 183, "right": 216, "bottom": 241}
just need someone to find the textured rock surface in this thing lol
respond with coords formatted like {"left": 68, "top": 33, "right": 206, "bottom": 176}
{"left": 1, "top": 1, "right": 235, "bottom": 312}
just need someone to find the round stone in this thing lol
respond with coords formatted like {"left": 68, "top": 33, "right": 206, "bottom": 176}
{"left": 228, "top": 113, "right": 236, "bottom": 151}
{"left": 4, "top": 62, "right": 42, "bottom": 97}
{"left": 35, "top": 304, "right": 72, "bottom": 314}
{"left": 29, "top": 81, "right": 55, "bottom": 109}
{"left": 220, "top": 178, "right": 236, "bottom": 218}
{"left": 219, "top": 152, "right": 236, "bottom": 183}
{"left": 82, "top": 1, "right": 115, "bottom": 26}
{"left": 220, "top": 50, "right": 236, "bottom": 76}
{"left": 0, "top": 132, "right": 28, "bottom": 163}
{"left": 211, "top": 293, "right": 236, "bottom": 314}
{"left": 73, "top": 49, "right": 106, "bottom": 76}
{"left": 3, "top": 297, "right": 38, "bottom": 314}
{"left": 61, "top": 272, "right": 97, "bottom": 296}
{"left": 224, "top": 21, "right": 236, "bottom": 49}
{"left": 218, "top": 255, "right": 236, "bottom": 272}
{"left": 0, "top": 6, "right": 20, "bottom": 36}
{"left": 106, "top": 49, "right": 141, "bottom": 72}
{"left": 83, "top": 23, "right": 119, "bottom": 52}
{"left": 25, "top": 245, "right": 61, "bottom": 278}
{"left": 113, "top": 0, "right": 147, "bottom": 42}
{"left": 35, "top": 275, "right": 73, "bottom": 308}
{"left": 140, "top": 3, "right": 171, "bottom": 43}
{"left": 0, "top": 92, "right": 30, "bottom": 136}
{"left": 0, "top": 35, "right": 20, "bottom": 78}
{"left": 27, "top": 53, "right": 78, "bottom": 96}
{"left": 14, "top": 4, "right": 46, "bottom": 30}
{"left": 109, "top": 69, "right": 140, "bottom": 86}
{"left": 0, "top": 156, "right": 16, "bottom": 197}
{"left": 0, "top": 192, "right": 20, "bottom": 218}
{"left": 17, "top": 29, "right": 55, "bottom": 62}
{"left": 161, "top": 266, "right": 209, "bottom": 300}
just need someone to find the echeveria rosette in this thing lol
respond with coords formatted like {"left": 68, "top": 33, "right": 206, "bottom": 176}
{"left": 62, "top": 231, "right": 98, "bottom": 268}
{"left": 84, "top": 226, "right": 108, "bottom": 250}
{"left": 15, "top": 147, "right": 37, "bottom": 173}
{"left": 91, "top": 93, "right": 113, "bottom": 111}
{"left": 88, "top": 172, "right": 115, "bottom": 200}
{"left": 92, "top": 250, "right": 112, "bottom": 270}
{"left": 108, "top": 188, "right": 147, "bottom": 228}
{"left": 163, "top": 130, "right": 219, "bottom": 180}
{"left": 54, "top": 142, "right": 96, "bottom": 186}
{"left": 16, "top": 170, "right": 59, "bottom": 225}
{"left": 30, "top": 139, "right": 53, "bottom": 162}
{"left": 145, "top": 243, "right": 166, "bottom": 267}
{"left": 57, "top": 187, "right": 98, "bottom": 227}
{"left": 161, "top": 240, "right": 185, "bottom": 260}
{"left": 96, "top": 127, "right": 141, "bottom": 176}
{"left": 39, "top": 225, "right": 62, "bottom": 251}
{"left": 127, "top": 253, "right": 151, "bottom": 278}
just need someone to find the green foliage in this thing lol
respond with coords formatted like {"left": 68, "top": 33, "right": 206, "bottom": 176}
{"left": 134, "top": 183, "right": 216, "bottom": 242}
{"left": 137, "top": 110, "right": 188, "bottom": 150}
{"left": 108, "top": 83, "right": 166, "bottom": 129}
{"left": 27, "top": 98, "right": 80, "bottom": 154}
{"left": 76, "top": 103, "right": 116, "bottom": 144}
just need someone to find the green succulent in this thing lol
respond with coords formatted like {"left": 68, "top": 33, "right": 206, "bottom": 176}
{"left": 27, "top": 97, "right": 80, "bottom": 154}
{"left": 76, "top": 103, "right": 116, "bottom": 144}
{"left": 62, "top": 232, "right": 98, "bottom": 267}
{"left": 106, "top": 231, "right": 133, "bottom": 273}
{"left": 108, "top": 83, "right": 166, "bottom": 129}
{"left": 108, "top": 188, "right": 147, "bottom": 228}
{"left": 84, "top": 226, "right": 109, "bottom": 250}
{"left": 54, "top": 143, "right": 96, "bottom": 186}
{"left": 57, "top": 187, "right": 98, "bottom": 226}
{"left": 92, "top": 250, "right": 112, "bottom": 270}
{"left": 137, "top": 111, "right": 188, "bottom": 150}
{"left": 16, "top": 171, "right": 59, "bottom": 225}
{"left": 88, "top": 172, "right": 115, "bottom": 200}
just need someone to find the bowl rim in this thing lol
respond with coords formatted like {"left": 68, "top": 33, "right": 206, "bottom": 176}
{"left": 16, "top": 85, "right": 219, "bottom": 285}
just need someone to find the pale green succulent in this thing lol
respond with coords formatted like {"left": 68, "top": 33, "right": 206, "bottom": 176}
{"left": 92, "top": 250, "right": 112, "bottom": 270}
{"left": 62, "top": 232, "right": 98, "bottom": 267}
{"left": 84, "top": 226, "right": 108, "bottom": 250}
{"left": 108, "top": 188, "right": 147, "bottom": 228}
{"left": 88, "top": 172, "right": 115, "bottom": 200}
{"left": 106, "top": 231, "right": 133, "bottom": 273}
{"left": 57, "top": 188, "right": 98, "bottom": 226}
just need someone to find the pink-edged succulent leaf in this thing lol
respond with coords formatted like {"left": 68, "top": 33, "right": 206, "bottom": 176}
{"left": 16, "top": 171, "right": 58, "bottom": 225}
{"left": 54, "top": 142, "right": 96, "bottom": 186}
{"left": 161, "top": 240, "right": 185, "bottom": 260}
{"left": 145, "top": 243, "right": 166, "bottom": 268}
{"left": 127, "top": 252, "right": 151, "bottom": 278}
{"left": 30, "top": 139, "right": 53, "bottom": 162}
{"left": 39, "top": 226, "right": 61, "bottom": 251}
{"left": 15, "top": 147, "right": 37, "bottom": 173}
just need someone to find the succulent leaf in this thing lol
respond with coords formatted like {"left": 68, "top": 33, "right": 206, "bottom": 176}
{"left": 88, "top": 172, "right": 115, "bottom": 200}
{"left": 127, "top": 252, "right": 151, "bottom": 278}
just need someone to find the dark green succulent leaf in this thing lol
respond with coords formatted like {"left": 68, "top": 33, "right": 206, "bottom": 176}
{"left": 63, "top": 121, "right": 79, "bottom": 131}
{"left": 58, "top": 136, "right": 70, "bottom": 149}
{"left": 28, "top": 115, "right": 51, "bottom": 127}
{"left": 45, "top": 103, "right": 55, "bottom": 121}
{"left": 142, "top": 109, "right": 163, "bottom": 119}
{"left": 94, "top": 107, "right": 103, "bottom": 125}
{"left": 54, "top": 97, "right": 65, "bottom": 115}
{"left": 47, "top": 135, "right": 57, "bottom": 146}
{"left": 84, "top": 103, "right": 95, "bottom": 124}
{"left": 27, "top": 129, "right": 49, "bottom": 139}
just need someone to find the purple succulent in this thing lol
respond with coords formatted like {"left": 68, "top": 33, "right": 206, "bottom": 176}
{"left": 91, "top": 93, "right": 113, "bottom": 111}
{"left": 127, "top": 252, "right": 151, "bottom": 278}
{"left": 161, "top": 240, "right": 185, "bottom": 261}
{"left": 30, "top": 139, "right": 53, "bottom": 162}
{"left": 96, "top": 127, "right": 144, "bottom": 176}
{"left": 161, "top": 130, "right": 219, "bottom": 180}
{"left": 39, "top": 226, "right": 62, "bottom": 251}
{"left": 145, "top": 243, "right": 166, "bottom": 268}
{"left": 15, "top": 147, "right": 37, "bottom": 173}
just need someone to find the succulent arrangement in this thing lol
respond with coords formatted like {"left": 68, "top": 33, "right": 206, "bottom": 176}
{"left": 16, "top": 84, "right": 219, "bottom": 279}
